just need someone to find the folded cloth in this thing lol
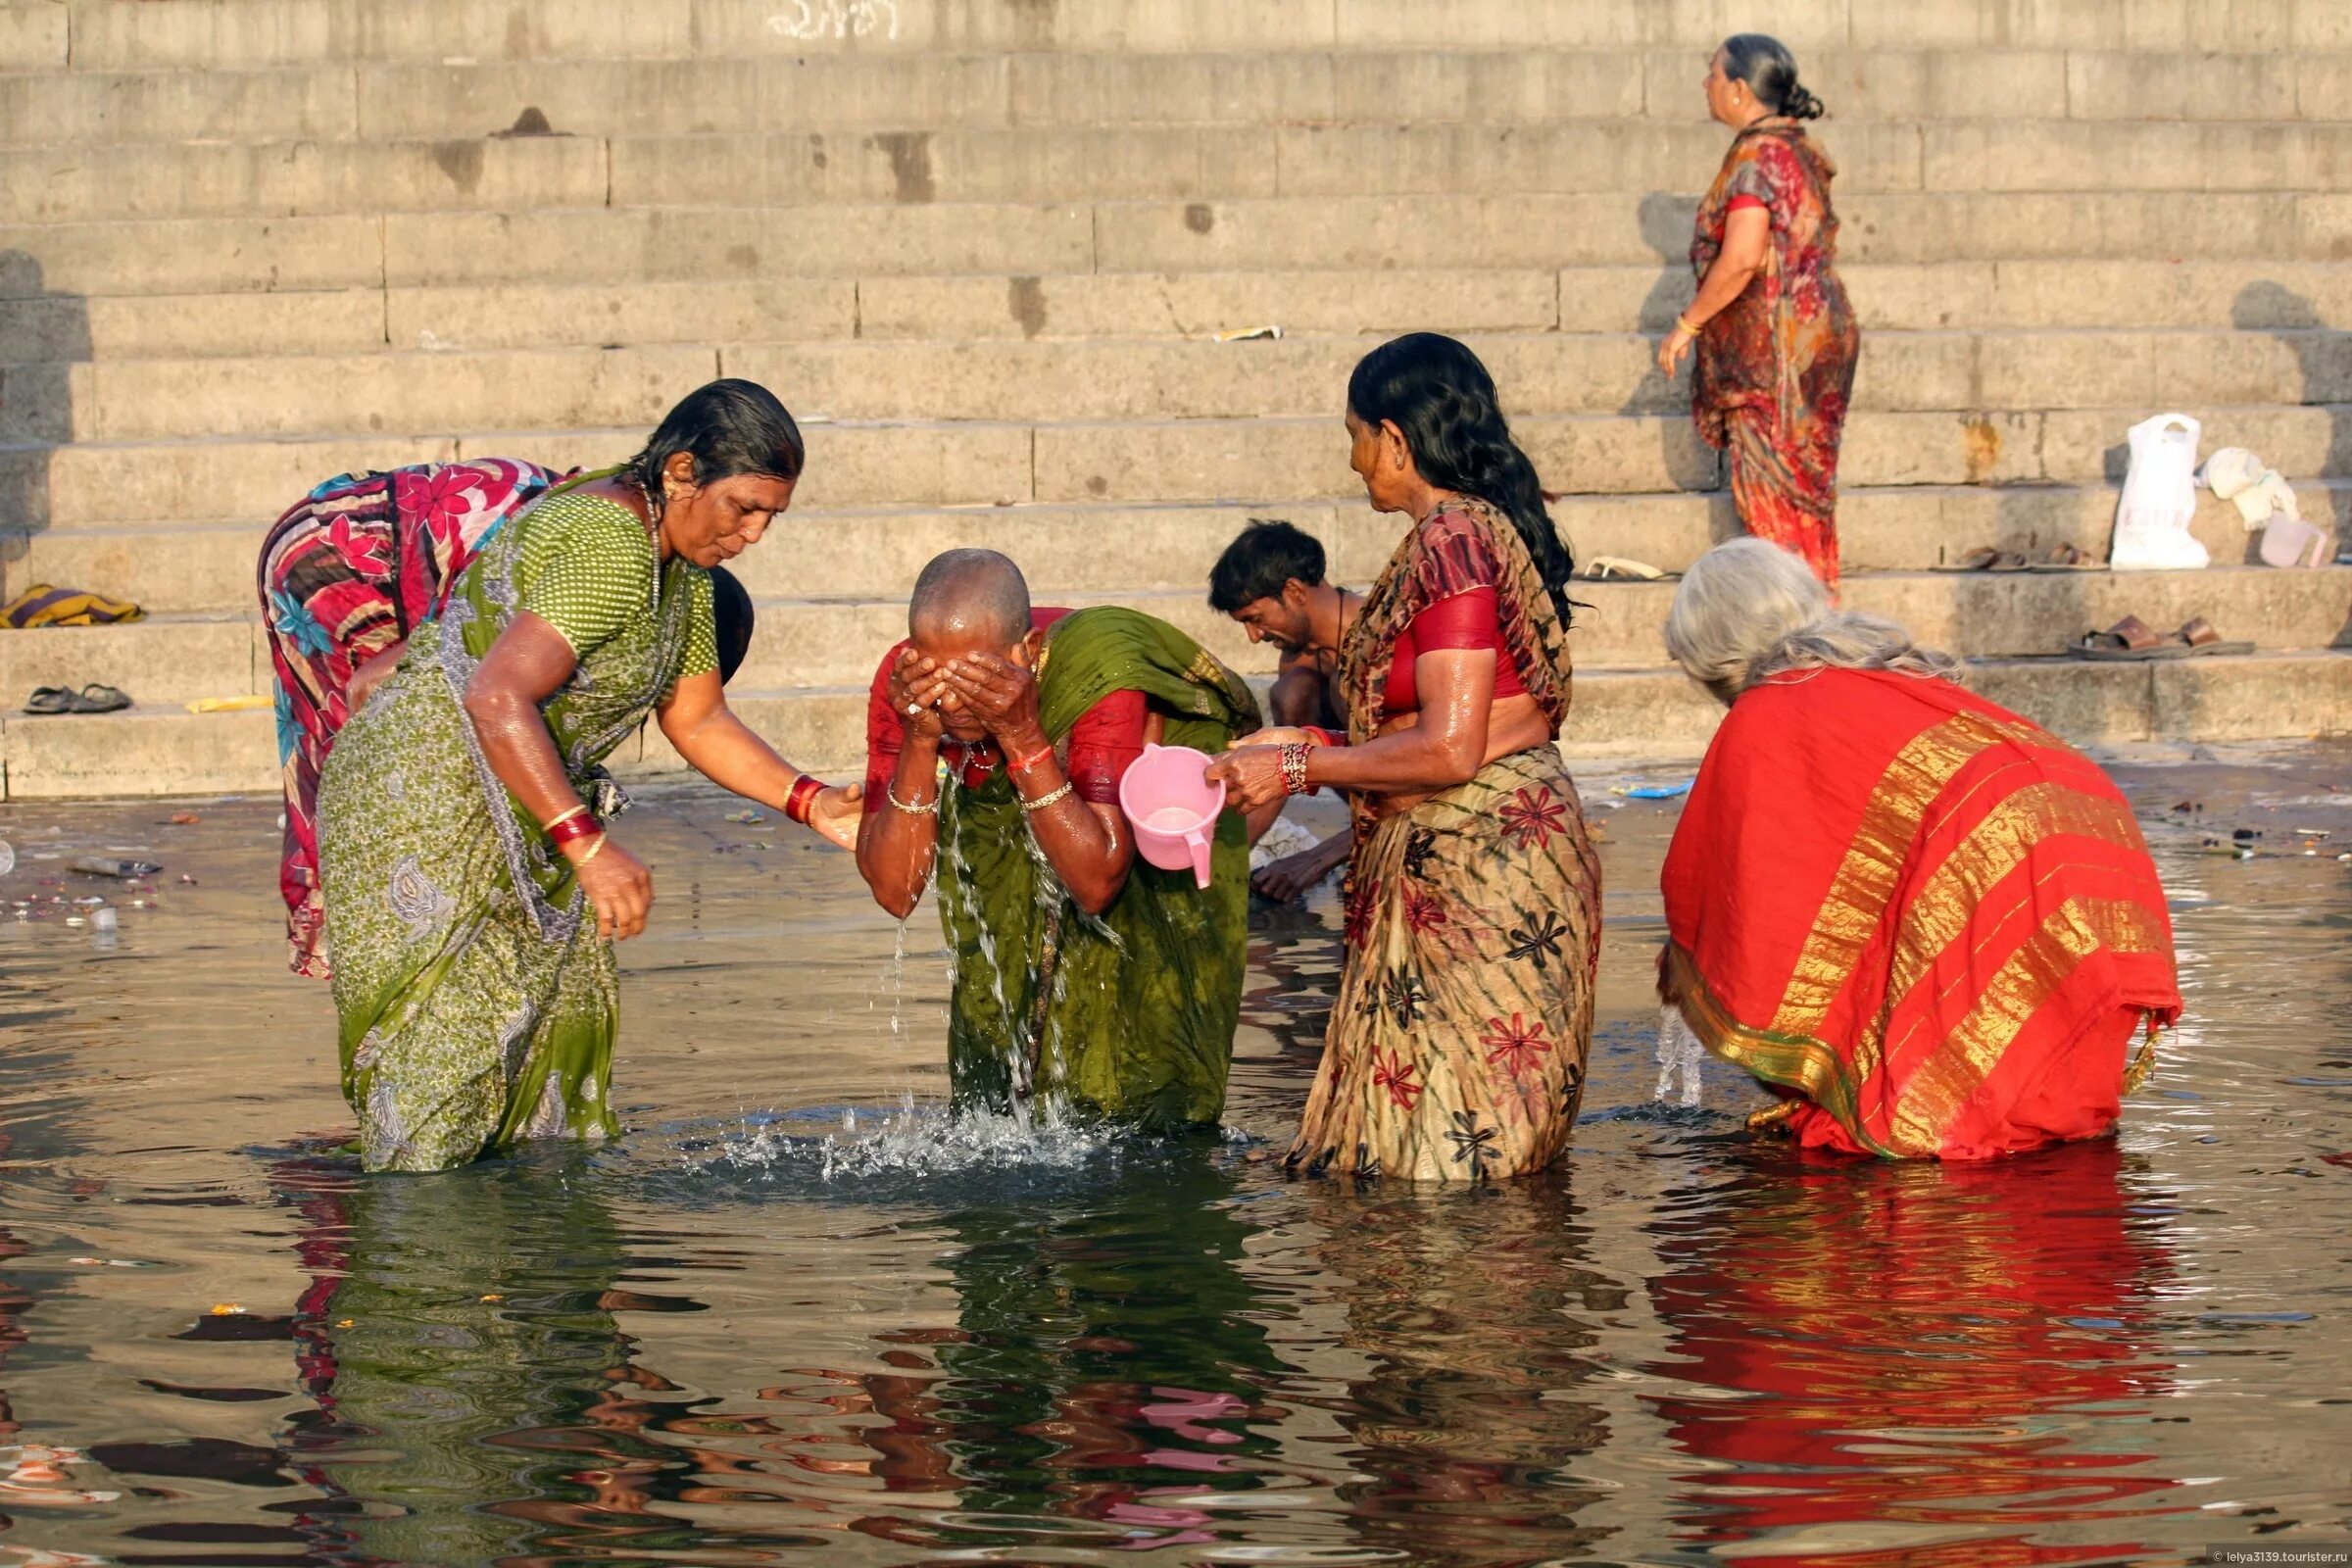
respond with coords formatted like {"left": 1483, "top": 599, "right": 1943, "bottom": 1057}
{"left": 1, "top": 584, "right": 144, "bottom": 628}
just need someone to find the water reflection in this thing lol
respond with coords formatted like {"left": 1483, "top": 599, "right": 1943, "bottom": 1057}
{"left": 1644, "top": 1139, "right": 2188, "bottom": 1563}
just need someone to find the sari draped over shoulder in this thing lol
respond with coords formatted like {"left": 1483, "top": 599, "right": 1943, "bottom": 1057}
{"left": 318, "top": 480, "right": 718, "bottom": 1172}
{"left": 937, "top": 607, "right": 1258, "bottom": 1130}
{"left": 1661, "top": 667, "right": 2182, "bottom": 1160}
{"left": 1289, "top": 499, "right": 1602, "bottom": 1181}
{"left": 1690, "top": 122, "right": 1859, "bottom": 590}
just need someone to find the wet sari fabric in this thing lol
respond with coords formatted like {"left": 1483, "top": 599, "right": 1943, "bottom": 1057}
{"left": 1661, "top": 667, "right": 2182, "bottom": 1159}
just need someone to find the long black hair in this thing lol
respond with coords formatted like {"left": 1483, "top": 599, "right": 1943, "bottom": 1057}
{"left": 1721, "top": 33, "right": 1825, "bottom": 120}
{"left": 1347, "top": 332, "right": 1577, "bottom": 626}
{"left": 625, "top": 378, "right": 805, "bottom": 515}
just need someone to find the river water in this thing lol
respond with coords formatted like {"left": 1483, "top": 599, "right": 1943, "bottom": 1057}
{"left": 0, "top": 744, "right": 2345, "bottom": 1566}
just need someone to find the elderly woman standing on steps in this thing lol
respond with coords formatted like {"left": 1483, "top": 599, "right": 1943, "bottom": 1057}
{"left": 1659, "top": 33, "right": 1859, "bottom": 592}
{"left": 1211, "top": 333, "right": 1601, "bottom": 1181}
{"left": 317, "top": 380, "right": 861, "bottom": 1173}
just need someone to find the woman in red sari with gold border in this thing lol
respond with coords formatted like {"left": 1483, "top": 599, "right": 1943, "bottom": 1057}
{"left": 1658, "top": 540, "right": 2181, "bottom": 1159}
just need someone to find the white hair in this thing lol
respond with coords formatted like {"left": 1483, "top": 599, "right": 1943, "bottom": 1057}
{"left": 1664, "top": 538, "right": 1962, "bottom": 705}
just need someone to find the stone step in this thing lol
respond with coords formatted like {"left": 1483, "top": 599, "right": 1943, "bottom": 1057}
{"left": 33, "top": 0, "right": 2338, "bottom": 74}
{"left": 13, "top": 481, "right": 2346, "bottom": 618}
{"left": 17, "top": 51, "right": 2352, "bottom": 152}
{"left": 16, "top": 260, "right": 2352, "bottom": 365}
{"left": 9, "top": 401, "right": 2352, "bottom": 526}
{"left": 19, "top": 327, "right": 2352, "bottom": 444}
{"left": 12, "top": 645, "right": 2352, "bottom": 800}
{"left": 7, "top": 190, "right": 2350, "bottom": 304}
{"left": 15, "top": 567, "right": 2342, "bottom": 718}
{"left": 20, "top": 119, "right": 2352, "bottom": 222}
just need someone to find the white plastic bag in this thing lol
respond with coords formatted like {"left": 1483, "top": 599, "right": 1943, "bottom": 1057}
{"left": 2112, "top": 414, "right": 2210, "bottom": 571}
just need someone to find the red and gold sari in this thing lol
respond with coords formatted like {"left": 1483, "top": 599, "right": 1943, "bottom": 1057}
{"left": 1661, "top": 667, "right": 2180, "bottom": 1160}
{"left": 1690, "top": 121, "right": 1860, "bottom": 591}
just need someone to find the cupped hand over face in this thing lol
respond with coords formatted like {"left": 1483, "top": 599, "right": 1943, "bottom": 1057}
{"left": 938, "top": 650, "right": 1045, "bottom": 750}
{"left": 885, "top": 647, "right": 951, "bottom": 742}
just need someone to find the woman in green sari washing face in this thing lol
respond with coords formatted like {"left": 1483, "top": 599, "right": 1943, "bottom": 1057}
{"left": 857, "top": 550, "right": 1259, "bottom": 1130}
{"left": 318, "top": 379, "right": 861, "bottom": 1173}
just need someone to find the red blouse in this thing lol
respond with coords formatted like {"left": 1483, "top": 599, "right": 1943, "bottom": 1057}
{"left": 863, "top": 608, "right": 1146, "bottom": 809}
{"left": 1381, "top": 588, "right": 1527, "bottom": 715}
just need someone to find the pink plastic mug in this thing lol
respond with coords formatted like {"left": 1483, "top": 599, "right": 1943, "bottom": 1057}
{"left": 1117, "top": 743, "right": 1225, "bottom": 889}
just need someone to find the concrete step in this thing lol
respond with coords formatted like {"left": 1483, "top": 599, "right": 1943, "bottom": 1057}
{"left": 8, "top": 190, "right": 2351, "bottom": 304}
{"left": 6, "top": 260, "right": 2345, "bottom": 365}
{"left": 10, "top": 401, "right": 2352, "bottom": 527}
{"left": 19, "top": 51, "right": 2352, "bottom": 152}
{"left": 35, "top": 0, "right": 2337, "bottom": 74}
{"left": 12, "top": 646, "right": 2352, "bottom": 800}
{"left": 24, "top": 119, "right": 2352, "bottom": 222}
{"left": 13, "top": 480, "right": 2346, "bottom": 618}
{"left": 15, "top": 567, "right": 2342, "bottom": 714}
{"left": 20, "top": 327, "right": 2352, "bottom": 443}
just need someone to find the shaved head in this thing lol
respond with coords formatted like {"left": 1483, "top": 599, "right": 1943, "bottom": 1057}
{"left": 909, "top": 548, "right": 1032, "bottom": 650}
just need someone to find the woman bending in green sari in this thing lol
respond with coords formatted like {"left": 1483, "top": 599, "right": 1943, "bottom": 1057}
{"left": 857, "top": 550, "right": 1259, "bottom": 1130}
{"left": 318, "top": 380, "right": 860, "bottom": 1173}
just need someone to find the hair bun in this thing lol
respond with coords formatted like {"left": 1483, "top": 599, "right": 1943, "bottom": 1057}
{"left": 1787, "top": 83, "right": 1826, "bottom": 120}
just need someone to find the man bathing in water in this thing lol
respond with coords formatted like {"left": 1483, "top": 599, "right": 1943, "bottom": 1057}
{"left": 855, "top": 549, "right": 1259, "bottom": 1130}
{"left": 1207, "top": 519, "right": 1358, "bottom": 903}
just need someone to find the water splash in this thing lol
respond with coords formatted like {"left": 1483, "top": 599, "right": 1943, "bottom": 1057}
{"left": 1655, "top": 1004, "right": 1704, "bottom": 1108}
{"left": 695, "top": 1096, "right": 1131, "bottom": 1181}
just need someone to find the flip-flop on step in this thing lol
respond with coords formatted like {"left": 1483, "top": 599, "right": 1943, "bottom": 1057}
{"left": 2067, "top": 614, "right": 2192, "bottom": 661}
{"left": 2028, "top": 543, "right": 2103, "bottom": 572}
{"left": 21, "top": 686, "right": 73, "bottom": 715}
{"left": 2176, "top": 616, "right": 2254, "bottom": 658}
{"left": 1577, "top": 555, "right": 1676, "bottom": 581}
{"left": 1933, "top": 547, "right": 2030, "bottom": 572}
{"left": 66, "top": 684, "right": 129, "bottom": 713}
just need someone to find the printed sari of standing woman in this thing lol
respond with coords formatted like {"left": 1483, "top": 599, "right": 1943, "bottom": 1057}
{"left": 857, "top": 550, "right": 1257, "bottom": 1131}
{"left": 1657, "top": 540, "right": 2182, "bottom": 1159}
{"left": 1211, "top": 333, "right": 1601, "bottom": 1181}
{"left": 317, "top": 380, "right": 861, "bottom": 1172}
{"left": 1658, "top": 33, "right": 1859, "bottom": 591}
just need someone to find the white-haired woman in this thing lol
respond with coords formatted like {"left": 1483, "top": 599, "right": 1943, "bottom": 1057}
{"left": 1657, "top": 540, "right": 2181, "bottom": 1159}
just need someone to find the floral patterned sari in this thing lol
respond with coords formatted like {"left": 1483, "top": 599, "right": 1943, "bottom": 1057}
{"left": 1287, "top": 499, "right": 1602, "bottom": 1181}
{"left": 1690, "top": 121, "right": 1860, "bottom": 590}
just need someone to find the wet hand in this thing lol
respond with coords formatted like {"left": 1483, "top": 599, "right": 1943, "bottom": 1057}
{"left": 1252, "top": 848, "right": 1330, "bottom": 904}
{"left": 570, "top": 836, "right": 653, "bottom": 942}
{"left": 808, "top": 782, "right": 863, "bottom": 851}
{"left": 940, "top": 651, "right": 1044, "bottom": 752}
{"left": 1205, "top": 744, "right": 1290, "bottom": 814}
{"left": 885, "top": 647, "right": 950, "bottom": 742}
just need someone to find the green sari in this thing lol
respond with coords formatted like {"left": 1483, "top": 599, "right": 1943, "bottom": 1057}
{"left": 934, "top": 608, "right": 1258, "bottom": 1131}
{"left": 318, "top": 480, "right": 715, "bottom": 1173}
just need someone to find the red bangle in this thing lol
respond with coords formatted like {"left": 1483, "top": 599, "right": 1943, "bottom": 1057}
{"left": 547, "top": 810, "right": 602, "bottom": 848}
{"left": 1302, "top": 726, "right": 1346, "bottom": 749}
{"left": 785, "top": 774, "right": 826, "bottom": 825}
{"left": 1006, "top": 742, "right": 1055, "bottom": 775}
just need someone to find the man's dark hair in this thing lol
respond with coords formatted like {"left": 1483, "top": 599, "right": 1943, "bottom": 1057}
{"left": 1207, "top": 518, "right": 1327, "bottom": 612}
{"left": 710, "top": 564, "right": 755, "bottom": 684}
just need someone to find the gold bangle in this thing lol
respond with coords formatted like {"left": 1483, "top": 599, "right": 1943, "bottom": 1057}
{"left": 887, "top": 779, "right": 940, "bottom": 816}
{"left": 543, "top": 803, "right": 590, "bottom": 833}
{"left": 1018, "top": 780, "right": 1074, "bottom": 814}
{"left": 1676, "top": 313, "right": 1702, "bottom": 335}
{"left": 572, "top": 833, "right": 609, "bottom": 866}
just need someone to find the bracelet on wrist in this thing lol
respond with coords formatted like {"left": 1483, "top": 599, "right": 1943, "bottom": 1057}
{"left": 1675, "top": 313, "right": 1702, "bottom": 335}
{"left": 1018, "top": 780, "right": 1075, "bottom": 814}
{"left": 547, "top": 809, "right": 603, "bottom": 849}
{"left": 784, "top": 774, "right": 826, "bottom": 825}
{"left": 887, "top": 778, "right": 940, "bottom": 817}
{"left": 1278, "top": 742, "right": 1314, "bottom": 798}
{"left": 571, "top": 832, "right": 610, "bottom": 867}
{"left": 1006, "top": 740, "right": 1055, "bottom": 775}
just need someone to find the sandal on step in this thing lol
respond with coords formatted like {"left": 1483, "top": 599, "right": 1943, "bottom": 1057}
{"left": 1934, "top": 547, "right": 2029, "bottom": 572}
{"left": 1579, "top": 555, "right": 1675, "bottom": 582}
{"left": 21, "top": 686, "right": 72, "bottom": 715}
{"left": 66, "top": 684, "right": 130, "bottom": 713}
{"left": 2068, "top": 614, "right": 2192, "bottom": 661}
{"left": 2030, "top": 543, "right": 2102, "bottom": 572}
{"left": 2176, "top": 616, "right": 2253, "bottom": 658}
